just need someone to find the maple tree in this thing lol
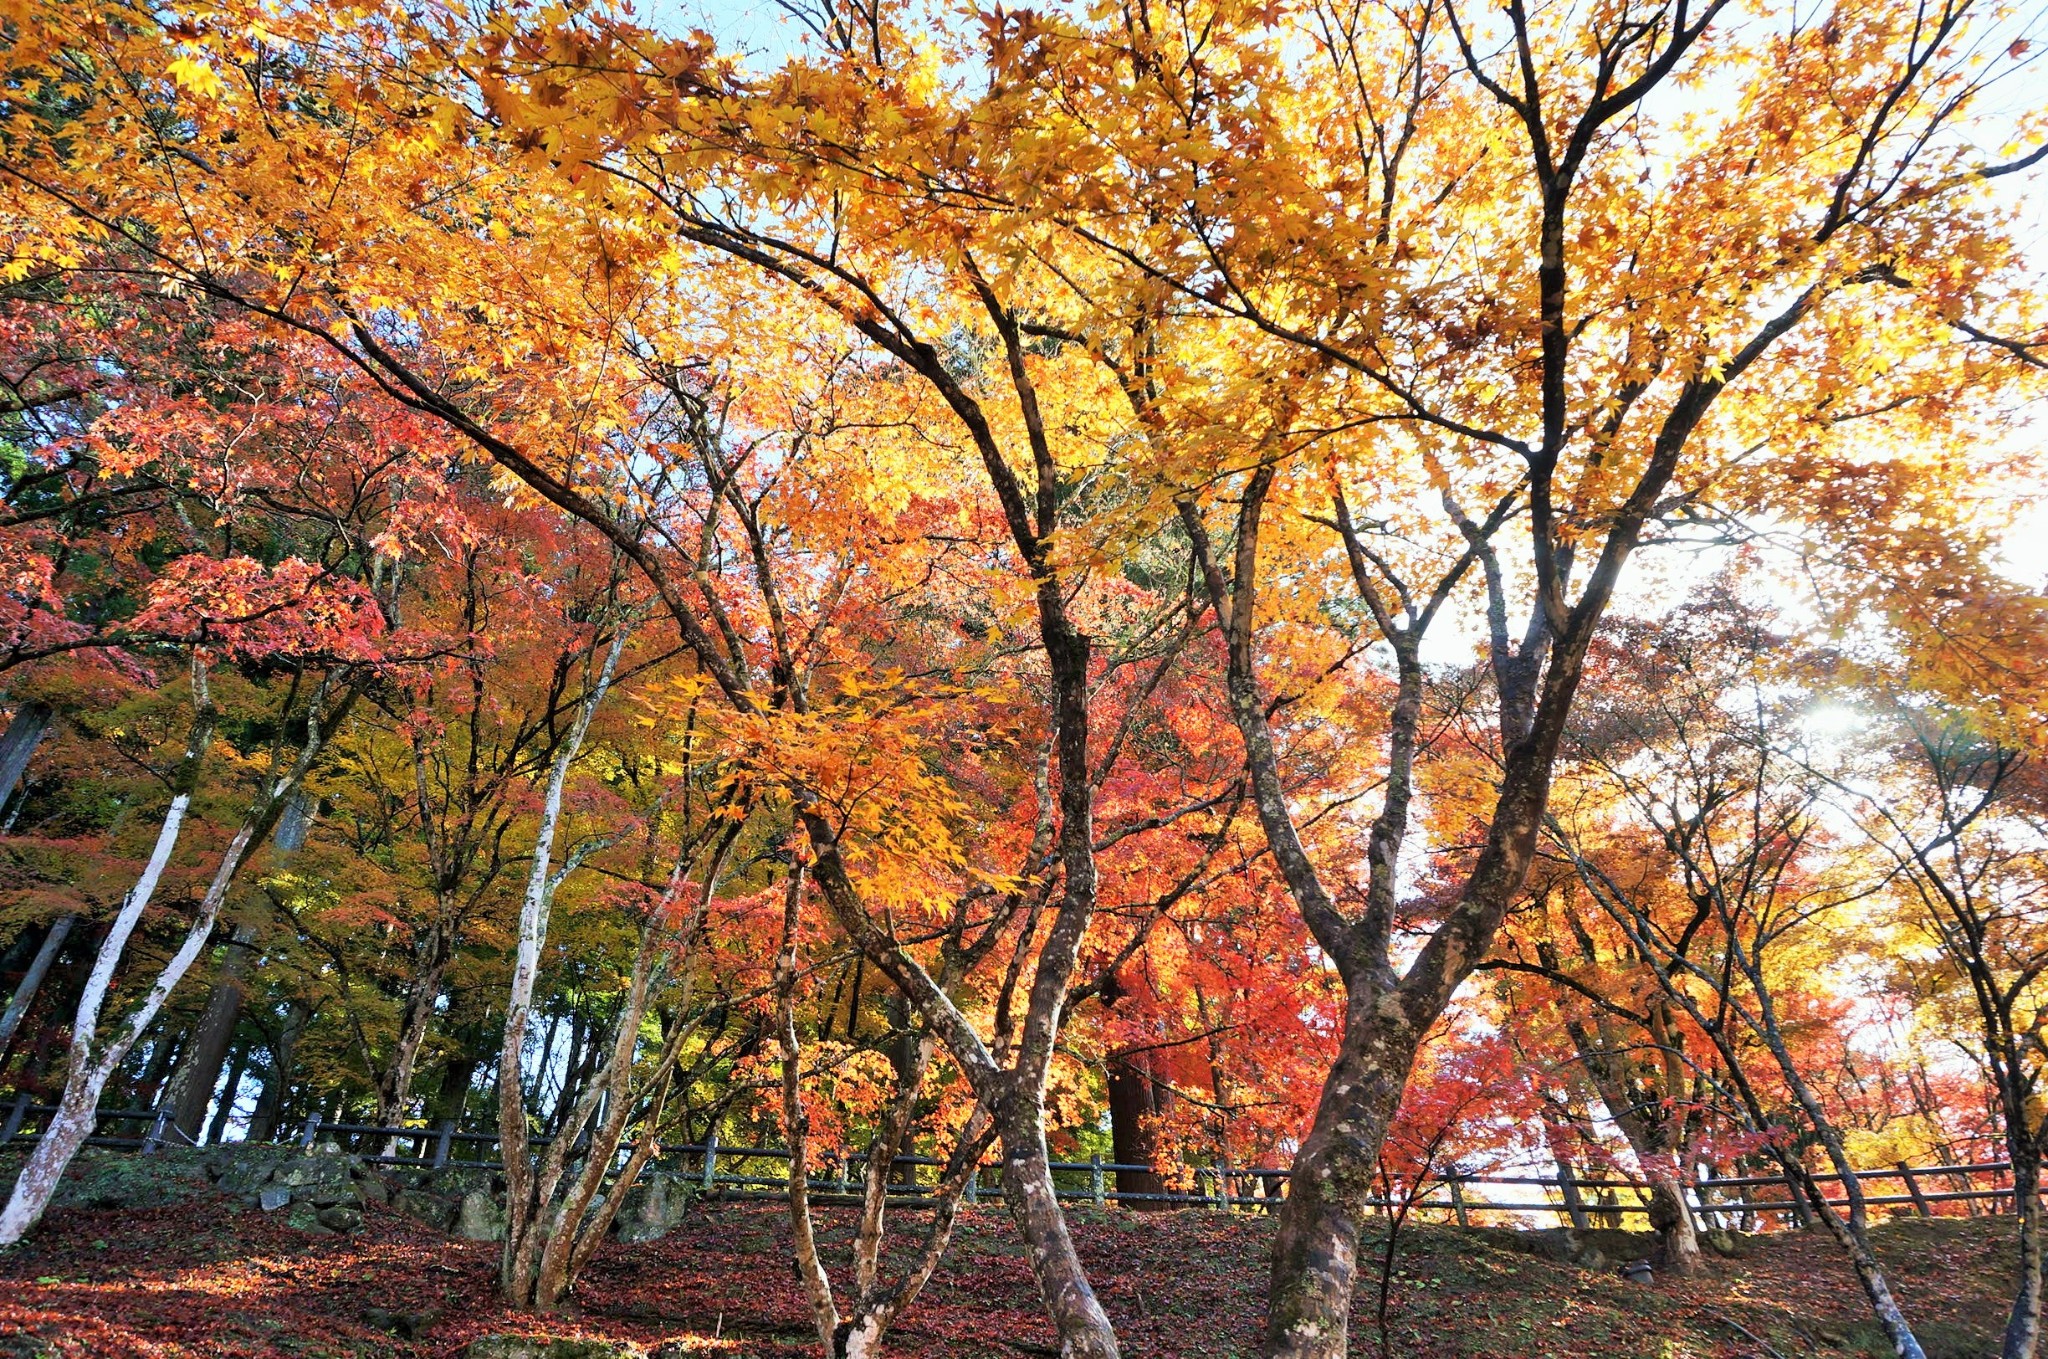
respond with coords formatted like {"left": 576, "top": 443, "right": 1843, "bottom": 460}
{"left": 1, "top": 1, "right": 2046, "bottom": 1357}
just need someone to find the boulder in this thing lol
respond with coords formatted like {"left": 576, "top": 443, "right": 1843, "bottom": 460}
{"left": 1704, "top": 1228, "right": 1756, "bottom": 1258}
{"left": 454, "top": 1188, "right": 507, "bottom": 1242}
{"left": 258, "top": 1186, "right": 292, "bottom": 1212}
{"left": 316, "top": 1204, "right": 363, "bottom": 1232}
{"left": 422, "top": 1166, "right": 496, "bottom": 1199}
{"left": 209, "top": 1145, "right": 298, "bottom": 1197}
{"left": 462, "top": 1339, "right": 645, "bottom": 1359}
{"left": 271, "top": 1153, "right": 353, "bottom": 1194}
{"left": 393, "top": 1189, "right": 459, "bottom": 1232}
{"left": 280, "top": 1201, "right": 333, "bottom": 1235}
{"left": 354, "top": 1174, "right": 390, "bottom": 1206}
{"left": 613, "top": 1174, "right": 691, "bottom": 1243}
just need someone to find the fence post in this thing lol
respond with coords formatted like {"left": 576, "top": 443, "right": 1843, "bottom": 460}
{"left": 1895, "top": 1162, "right": 1932, "bottom": 1218}
{"left": 433, "top": 1119, "right": 456, "bottom": 1169}
{"left": 299, "top": 1113, "right": 321, "bottom": 1150}
{"left": 1449, "top": 1175, "right": 1471, "bottom": 1229}
{"left": 966, "top": 1165, "right": 979, "bottom": 1206}
{"left": 701, "top": 1129, "right": 719, "bottom": 1194}
{"left": 1555, "top": 1168, "right": 1591, "bottom": 1231}
{"left": 141, "top": 1106, "right": 170, "bottom": 1155}
{"left": 2, "top": 1093, "right": 31, "bottom": 1142}
{"left": 1089, "top": 1155, "right": 1105, "bottom": 1209}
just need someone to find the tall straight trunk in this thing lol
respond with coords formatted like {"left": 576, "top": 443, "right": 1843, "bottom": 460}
{"left": 168, "top": 923, "right": 259, "bottom": 1141}
{"left": 1107, "top": 1053, "right": 1170, "bottom": 1209}
{"left": 0, "top": 914, "right": 76, "bottom": 1058}
{"left": 246, "top": 999, "right": 310, "bottom": 1143}
{"left": 204, "top": 1042, "right": 250, "bottom": 1145}
{"left": 130, "top": 1024, "right": 188, "bottom": 1108}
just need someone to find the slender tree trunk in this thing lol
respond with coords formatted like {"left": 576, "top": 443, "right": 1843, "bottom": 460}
{"left": 0, "top": 667, "right": 353, "bottom": 1241}
{"left": 0, "top": 682, "right": 215, "bottom": 1243}
{"left": 0, "top": 914, "right": 76, "bottom": 1058}
{"left": 497, "top": 625, "right": 625, "bottom": 1303}
{"left": 170, "top": 790, "right": 311, "bottom": 1140}
{"left": 375, "top": 943, "right": 450, "bottom": 1148}
{"left": 0, "top": 808, "right": 264, "bottom": 1241}
{"left": 1262, "top": 994, "right": 1424, "bottom": 1359}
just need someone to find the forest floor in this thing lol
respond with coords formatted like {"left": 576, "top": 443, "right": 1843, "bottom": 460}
{"left": 0, "top": 1176, "right": 2018, "bottom": 1358}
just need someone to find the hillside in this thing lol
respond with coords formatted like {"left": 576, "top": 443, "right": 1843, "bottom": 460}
{"left": 0, "top": 1170, "right": 2017, "bottom": 1358}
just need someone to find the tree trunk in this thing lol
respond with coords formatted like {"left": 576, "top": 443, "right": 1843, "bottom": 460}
{"left": 995, "top": 1091, "right": 1119, "bottom": 1359}
{"left": 0, "top": 772, "right": 246, "bottom": 1242}
{"left": 168, "top": 923, "right": 259, "bottom": 1141}
{"left": 2005, "top": 1154, "right": 2043, "bottom": 1359}
{"left": 1647, "top": 1170, "right": 1702, "bottom": 1275}
{"left": 0, "top": 914, "right": 76, "bottom": 1059}
{"left": 0, "top": 699, "right": 53, "bottom": 816}
{"left": 247, "top": 1000, "right": 309, "bottom": 1143}
{"left": 375, "top": 944, "right": 450, "bottom": 1149}
{"left": 1261, "top": 996, "right": 1422, "bottom": 1359}
{"left": 1107, "top": 1053, "right": 1170, "bottom": 1209}
{"left": 204, "top": 1042, "right": 250, "bottom": 1145}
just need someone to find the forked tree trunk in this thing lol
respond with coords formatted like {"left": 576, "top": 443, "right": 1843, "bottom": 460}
{"left": 494, "top": 625, "right": 624, "bottom": 1304}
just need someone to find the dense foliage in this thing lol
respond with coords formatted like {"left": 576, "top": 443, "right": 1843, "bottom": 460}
{"left": 0, "top": 0, "right": 2044, "bottom": 1356}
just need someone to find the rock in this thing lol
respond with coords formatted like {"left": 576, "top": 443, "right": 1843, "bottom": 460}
{"left": 210, "top": 1145, "right": 298, "bottom": 1196}
{"left": 280, "top": 1201, "right": 333, "bottom": 1235}
{"left": 355, "top": 1174, "right": 390, "bottom": 1206}
{"left": 393, "top": 1190, "right": 458, "bottom": 1231}
{"left": 1704, "top": 1228, "right": 1755, "bottom": 1258}
{"left": 305, "top": 1182, "right": 361, "bottom": 1209}
{"left": 462, "top": 1339, "right": 645, "bottom": 1359}
{"left": 258, "top": 1186, "right": 292, "bottom": 1212}
{"left": 271, "top": 1153, "right": 353, "bottom": 1193}
{"left": 613, "top": 1174, "right": 691, "bottom": 1243}
{"left": 1572, "top": 1245, "right": 1610, "bottom": 1273}
{"left": 359, "top": 1305, "right": 441, "bottom": 1339}
{"left": 422, "top": 1166, "right": 496, "bottom": 1199}
{"left": 1518, "top": 1228, "right": 1577, "bottom": 1263}
{"left": 454, "top": 1188, "right": 507, "bottom": 1242}
{"left": 50, "top": 1150, "right": 213, "bottom": 1211}
{"left": 1621, "top": 1258, "right": 1654, "bottom": 1285}
{"left": 316, "top": 1204, "right": 363, "bottom": 1232}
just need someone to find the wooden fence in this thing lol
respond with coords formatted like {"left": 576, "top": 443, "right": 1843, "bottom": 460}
{"left": 0, "top": 1093, "right": 2025, "bottom": 1229}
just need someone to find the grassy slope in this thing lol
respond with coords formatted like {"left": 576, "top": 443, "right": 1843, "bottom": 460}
{"left": 0, "top": 1180, "right": 2018, "bottom": 1358}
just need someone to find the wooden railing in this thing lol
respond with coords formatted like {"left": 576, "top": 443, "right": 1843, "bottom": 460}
{"left": 0, "top": 1092, "right": 2024, "bottom": 1226}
